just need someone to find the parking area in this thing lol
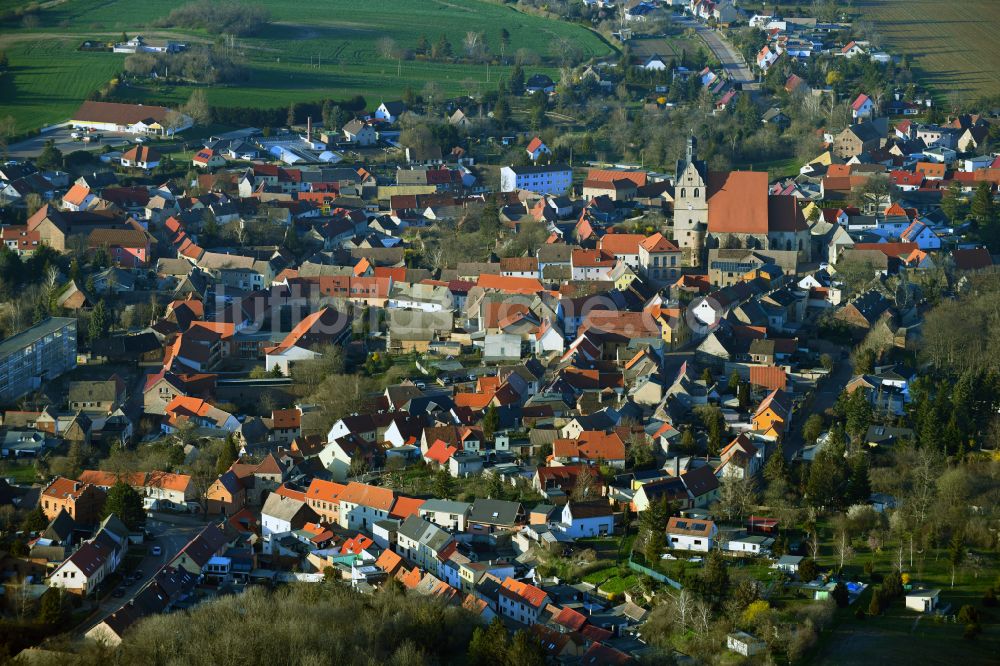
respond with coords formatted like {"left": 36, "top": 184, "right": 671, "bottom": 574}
{"left": 7, "top": 127, "right": 139, "bottom": 160}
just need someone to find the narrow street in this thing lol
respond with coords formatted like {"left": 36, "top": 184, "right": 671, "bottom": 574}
{"left": 782, "top": 356, "right": 854, "bottom": 461}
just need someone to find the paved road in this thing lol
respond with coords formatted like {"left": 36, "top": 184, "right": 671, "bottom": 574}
{"left": 78, "top": 511, "right": 203, "bottom": 634}
{"left": 677, "top": 17, "right": 754, "bottom": 85}
{"left": 781, "top": 355, "right": 854, "bottom": 461}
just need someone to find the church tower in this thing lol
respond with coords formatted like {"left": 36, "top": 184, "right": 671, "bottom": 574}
{"left": 673, "top": 136, "right": 708, "bottom": 267}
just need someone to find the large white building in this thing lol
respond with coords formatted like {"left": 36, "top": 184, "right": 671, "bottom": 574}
{"left": 0, "top": 317, "right": 77, "bottom": 403}
{"left": 70, "top": 101, "right": 191, "bottom": 136}
{"left": 500, "top": 164, "right": 572, "bottom": 195}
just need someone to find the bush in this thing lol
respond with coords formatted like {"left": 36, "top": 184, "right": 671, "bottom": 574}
{"left": 983, "top": 588, "right": 997, "bottom": 607}
{"left": 832, "top": 581, "right": 850, "bottom": 608}
{"left": 957, "top": 605, "right": 979, "bottom": 625}
{"left": 153, "top": 1, "right": 271, "bottom": 36}
{"left": 963, "top": 623, "right": 980, "bottom": 640}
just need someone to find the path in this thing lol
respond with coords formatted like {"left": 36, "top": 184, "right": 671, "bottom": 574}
{"left": 675, "top": 16, "right": 754, "bottom": 85}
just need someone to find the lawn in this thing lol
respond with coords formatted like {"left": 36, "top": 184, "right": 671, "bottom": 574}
{"left": 0, "top": 459, "right": 39, "bottom": 483}
{"left": 854, "top": 0, "right": 1000, "bottom": 102}
{"left": 0, "top": 0, "right": 616, "bottom": 132}
{"left": 0, "top": 37, "right": 122, "bottom": 132}
{"left": 803, "top": 516, "right": 1000, "bottom": 664}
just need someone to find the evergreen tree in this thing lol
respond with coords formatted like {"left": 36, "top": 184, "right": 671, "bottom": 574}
{"left": 483, "top": 404, "right": 500, "bottom": 440}
{"left": 680, "top": 428, "right": 696, "bottom": 453}
{"left": 20, "top": 505, "right": 48, "bottom": 532}
{"left": 493, "top": 96, "right": 509, "bottom": 126}
{"left": 802, "top": 413, "right": 825, "bottom": 444}
{"left": 845, "top": 454, "right": 871, "bottom": 505}
{"left": 101, "top": 480, "right": 146, "bottom": 530}
{"left": 763, "top": 449, "right": 789, "bottom": 484}
{"left": 727, "top": 371, "right": 740, "bottom": 394}
{"left": 216, "top": 434, "right": 238, "bottom": 476}
{"left": 509, "top": 64, "right": 525, "bottom": 95}
{"left": 737, "top": 381, "right": 751, "bottom": 409}
{"left": 971, "top": 182, "right": 995, "bottom": 222}
{"left": 506, "top": 629, "right": 544, "bottom": 666}
{"left": 88, "top": 299, "right": 109, "bottom": 341}
{"left": 38, "top": 588, "right": 70, "bottom": 625}
{"left": 433, "top": 469, "right": 455, "bottom": 500}
{"left": 807, "top": 445, "right": 847, "bottom": 508}
{"left": 36, "top": 140, "right": 63, "bottom": 170}
{"left": 468, "top": 617, "right": 509, "bottom": 666}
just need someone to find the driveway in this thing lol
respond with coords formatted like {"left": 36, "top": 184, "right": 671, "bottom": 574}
{"left": 78, "top": 511, "right": 204, "bottom": 634}
{"left": 676, "top": 17, "right": 754, "bottom": 84}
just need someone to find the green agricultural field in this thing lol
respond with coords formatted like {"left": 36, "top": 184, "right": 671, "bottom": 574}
{"left": 855, "top": 0, "right": 1000, "bottom": 102}
{"left": 0, "top": 0, "right": 615, "bottom": 133}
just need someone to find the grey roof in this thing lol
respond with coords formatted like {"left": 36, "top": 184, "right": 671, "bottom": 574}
{"left": 398, "top": 515, "right": 453, "bottom": 553}
{"left": 43, "top": 509, "right": 77, "bottom": 543}
{"left": 99, "top": 513, "right": 130, "bottom": 541}
{"left": 68, "top": 379, "right": 120, "bottom": 404}
{"left": 418, "top": 499, "right": 471, "bottom": 515}
{"left": 469, "top": 499, "right": 523, "bottom": 527}
{"left": 260, "top": 493, "right": 309, "bottom": 523}
{"left": 506, "top": 164, "right": 571, "bottom": 175}
{"left": 0, "top": 317, "right": 76, "bottom": 358}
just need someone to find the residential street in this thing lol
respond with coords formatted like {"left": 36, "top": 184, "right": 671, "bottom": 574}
{"left": 77, "top": 511, "right": 204, "bottom": 635}
{"left": 677, "top": 16, "right": 754, "bottom": 85}
{"left": 782, "top": 355, "right": 855, "bottom": 461}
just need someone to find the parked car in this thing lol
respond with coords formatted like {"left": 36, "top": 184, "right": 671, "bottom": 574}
{"left": 151, "top": 546, "right": 162, "bottom": 556}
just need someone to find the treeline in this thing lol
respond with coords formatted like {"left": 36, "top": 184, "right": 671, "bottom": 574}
{"left": 152, "top": 1, "right": 271, "bottom": 36}
{"left": 921, "top": 269, "right": 1000, "bottom": 376}
{"left": 56, "top": 583, "right": 480, "bottom": 666}
{"left": 124, "top": 46, "right": 246, "bottom": 85}
{"left": 207, "top": 95, "right": 366, "bottom": 129}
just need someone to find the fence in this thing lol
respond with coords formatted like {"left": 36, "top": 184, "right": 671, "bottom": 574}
{"left": 627, "top": 559, "right": 683, "bottom": 589}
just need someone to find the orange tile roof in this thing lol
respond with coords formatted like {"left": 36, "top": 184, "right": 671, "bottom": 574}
{"left": 389, "top": 495, "right": 425, "bottom": 520}
{"left": 63, "top": 183, "right": 92, "bottom": 207}
{"left": 552, "top": 431, "right": 626, "bottom": 461}
{"left": 42, "top": 476, "right": 94, "bottom": 501}
{"left": 750, "top": 365, "right": 787, "bottom": 391}
{"left": 273, "top": 484, "right": 306, "bottom": 501}
{"left": 500, "top": 577, "right": 548, "bottom": 608}
{"left": 271, "top": 408, "right": 301, "bottom": 429}
{"left": 376, "top": 548, "right": 405, "bottom": 575}
{"left": 338, "top": 482, "right": 395, "bottom": 512}
{"left": 585, "top": 168, "right": 646, "bottom": 187}
{"left": 597, "top": 233, "right": 645, "bottom": 256}
{"left": 341, "top": 533, "right": 374, "bottom": 554}
{"left": 424, "top": 439, "right": 459, "bottom": 465}
{"left": 639, "top": 232, "right": 679, "bottom": 253}
{"left": 306, "top": 478, "right": 346, "bottom": 503}
{"left": 454, "top": 392, "right": 495, "bottom": 410}
{"left": 476, "top": 274, "right": 544, "bottom": 294}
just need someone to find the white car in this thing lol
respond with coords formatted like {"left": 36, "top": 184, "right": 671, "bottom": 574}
{"left": 150, "top": 546, "right": 162, "bottom": 556}
{"left": 135, "top": 136, "right": 147, "bottom": 144}
{"left": 70, "top": 132, "right": 81, "bottom": 139}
